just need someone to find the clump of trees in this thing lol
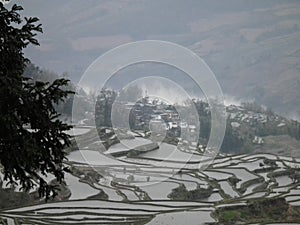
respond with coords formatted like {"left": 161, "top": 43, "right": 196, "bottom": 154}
{"left": 216, "top": 198, "right": 295, "bottom": 224}
{"left": 168, "top": 184, "right": 213, "bottom": 200}
{"left": 263, "top": 158, "right": 278, "bottom": 167}
{"left": 289, "top": 168, "right": 300, "bottom": 183}
{"left": 0, "top": 3, "right": 73, "bottom": 199}
{"left": 95, "top": 87, "right": 143, "bottom": 130}
{"left": 228, "top": 176, "right": 241, "bottom": 186}
{"left": 95, "top": 88, "right": 117, "bottom": 127}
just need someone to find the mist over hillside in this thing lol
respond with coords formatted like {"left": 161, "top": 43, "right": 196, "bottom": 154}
{"left": 13, "top": 0, "right": 300, "bottom": 119}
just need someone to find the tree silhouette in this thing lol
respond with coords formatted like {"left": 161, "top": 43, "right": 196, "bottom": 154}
{"left": 0, "top": 3, "right": 73, "bottom": 199}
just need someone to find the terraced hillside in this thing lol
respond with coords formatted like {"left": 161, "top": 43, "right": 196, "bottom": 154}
{"left": 1, "top": 127, "right": 300, "bottom": 224}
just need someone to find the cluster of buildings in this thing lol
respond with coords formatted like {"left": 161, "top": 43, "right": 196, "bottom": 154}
{"left": 128, "top": 97, "right": 198, "bottom": 137}
{"left": 227, "top": 105, "right": 287, "bottom": 128}
{"left": 226, "top": 104, "right": 295, "bottom": 145}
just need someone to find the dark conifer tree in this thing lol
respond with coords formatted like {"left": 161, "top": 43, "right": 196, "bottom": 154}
{"left": 0, "top": 3, "right": 73, "bottom": 199}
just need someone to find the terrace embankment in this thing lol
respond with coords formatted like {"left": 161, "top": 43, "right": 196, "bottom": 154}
{"left": 110, "top": 143, "right": 159, "bottom": 157}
